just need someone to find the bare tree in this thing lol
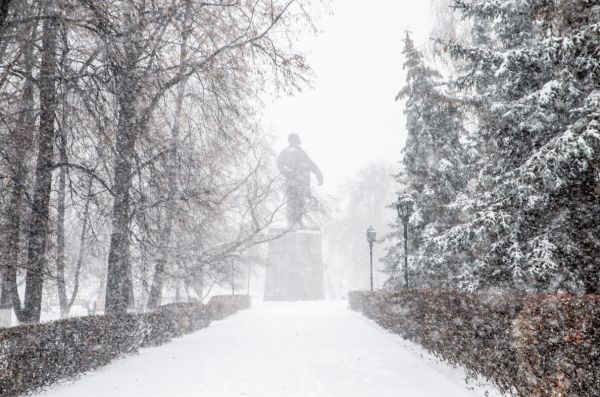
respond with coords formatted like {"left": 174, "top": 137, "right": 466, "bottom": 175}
{"left": 0, "top": 0, "right": 323, "bottom": 323}
{"left": 94, "top": 0, "right": 315, "bottom": 314}
{"left": 0, "top": 3, "right": 38, "bottom": 325}
{"left": 146, "top": 0, "right": 192, "bottom": 309}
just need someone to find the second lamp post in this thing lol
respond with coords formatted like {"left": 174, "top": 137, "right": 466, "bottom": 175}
{"left": 366, "top": 226, "right": 376, "bottom": 292}
{"left": 396, "top": 193, "right": 414, "bottom": 289}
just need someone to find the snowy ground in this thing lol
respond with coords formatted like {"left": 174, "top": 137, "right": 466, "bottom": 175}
{"left": 35, "top": 301, "right": 501, "bottom": 397}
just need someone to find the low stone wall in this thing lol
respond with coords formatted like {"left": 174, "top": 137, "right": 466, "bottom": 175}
{"left": 349, "top": 290, "right": 599, "bottom": 397}
{"left": 0, "top": 295, "right": 251, "bottom": 397}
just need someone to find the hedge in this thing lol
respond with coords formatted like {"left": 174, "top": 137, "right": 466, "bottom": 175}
{"left": 0, "top": 295, "right": 251, "bottom": 397}
{"left": 514, "top": 294, "right": 600, "bottom": 397}
{"left": 207, "top": 294, "right": 252, "bottom": 320}
{"left": 349, "top": 290, "right": 599, "bottom": 397}
{"left": 141, "top": 302, "right": 212, "bottom": 347}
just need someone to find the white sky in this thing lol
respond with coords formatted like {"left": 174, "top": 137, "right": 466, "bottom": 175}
{"left": 263, "top": 0, "right": 434, "bottom": 192}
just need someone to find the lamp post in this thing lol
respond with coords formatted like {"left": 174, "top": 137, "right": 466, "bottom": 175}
{"left": 366, "top": 226, "right": 376, "bottom": 292}
{"left": 396, "top": 193, "right": 414, "bottom": 289}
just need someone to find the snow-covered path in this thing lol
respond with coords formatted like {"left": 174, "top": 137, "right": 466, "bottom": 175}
{"left": 36, "top": 301, "right": 499, "bottom": 397}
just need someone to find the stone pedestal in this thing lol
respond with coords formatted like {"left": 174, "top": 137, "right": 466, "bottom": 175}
{"left": 264, "top": 230, "right": 324, "bottom": 301}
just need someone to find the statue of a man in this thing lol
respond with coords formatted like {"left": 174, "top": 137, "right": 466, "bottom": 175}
{"left": 278, "top": 133, "right": 323, "bottom": 228}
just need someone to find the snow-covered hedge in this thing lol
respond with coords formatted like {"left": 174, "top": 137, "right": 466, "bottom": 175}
{"left": 349, "top": 290, "right": 599, "bottom": 397}
{"left": 0, "top": 296, "right": 251, "bottom": 396}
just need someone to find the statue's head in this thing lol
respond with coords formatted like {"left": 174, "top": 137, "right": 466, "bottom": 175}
{"left": 288, "top": 133, "right": 301, "bottom": 147}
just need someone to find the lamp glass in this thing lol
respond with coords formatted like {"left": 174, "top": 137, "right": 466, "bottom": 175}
{"left": 396, "top": 194, "right": 413, "bottom": 220}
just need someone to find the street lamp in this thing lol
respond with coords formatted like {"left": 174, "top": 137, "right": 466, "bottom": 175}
{"left": 366, "top": 226, "right": 377, "bottom": 292}
{"left": 396, "top": 193, "right": 414, "bottom": 289}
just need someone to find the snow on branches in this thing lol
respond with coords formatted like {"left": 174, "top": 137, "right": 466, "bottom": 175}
{"left": 391, "top": 0, "right": 600, "bottom": 293}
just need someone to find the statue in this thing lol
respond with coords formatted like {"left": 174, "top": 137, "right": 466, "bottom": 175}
{"left": 265, "top": 134, "right": 325, "bottom": 301}
{"left": 277, "top": 133, "right": 323, "bottom": 228}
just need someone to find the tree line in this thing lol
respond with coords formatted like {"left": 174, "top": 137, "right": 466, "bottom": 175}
{"left": 0, "top": 0, "right": 322, "bottom": 325}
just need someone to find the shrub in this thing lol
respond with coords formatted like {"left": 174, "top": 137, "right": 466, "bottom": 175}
{"left": 514, "top": 294, "right": 600, "bottom": 397}
{"left": 0, "top": 296, "right": 251, "bottom": 397}
{"left": 349, "top": 290, "right": 598, "bottom": 396}
{"left": 0, "top": 313, "right": 146, "bottom": 396}
{"left": 207, "top": 295, "right": 252, "bottom": 320}
{"left": 142, "top": 303, "right": 211, "bottom": 347}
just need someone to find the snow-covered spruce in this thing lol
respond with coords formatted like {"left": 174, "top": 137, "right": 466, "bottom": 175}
{"left": 399, "top": 0, "right": 600, "bottom": 293}
{"left": 385, "top": 32, "right": 471, "bottom": 290}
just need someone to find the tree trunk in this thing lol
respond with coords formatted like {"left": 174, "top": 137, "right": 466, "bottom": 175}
{"left": 55, "top": 131, "right": 68, "bottom": 318}
{"left": 0, "top": 0, "right": 11, "bottom": 34}
{"left": 55, "top": 145, "right": 90, "bottom": 318}
{"left": 0, "top": 0, "right": 17, "bottom": 66}
{"left": 147, "top": 6, "right": 190, "bottom": 309}
{"left": 21, "top": 2, "right": 58, "bottom": 323}
{"left": 105, "top": 100, "right": 137, "bottom": 314}
{"left": 0, "top": 118, "right": 30, "bottom": 325}
{"left": 0, "top": 17, "right": 37, "bottom": 326}
{"left": 66, "top": 176, "right": 93, "bottom": 313}
{"left": 105, "top": 34, "right": 139, "bottom": 314}
{"left": 147, "top": 257, "right": 166, "bottom": 309}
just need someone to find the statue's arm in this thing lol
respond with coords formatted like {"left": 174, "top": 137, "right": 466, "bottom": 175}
{"left": 308, "top": 157, "right": 324, "bottom": 186}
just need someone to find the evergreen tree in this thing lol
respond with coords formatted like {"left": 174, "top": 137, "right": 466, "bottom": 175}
{"left": 441, "top": 0, "right": 600, "bottom": 292}
{"left": 387, "top": 33, "right": 469, "bottom": 289}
